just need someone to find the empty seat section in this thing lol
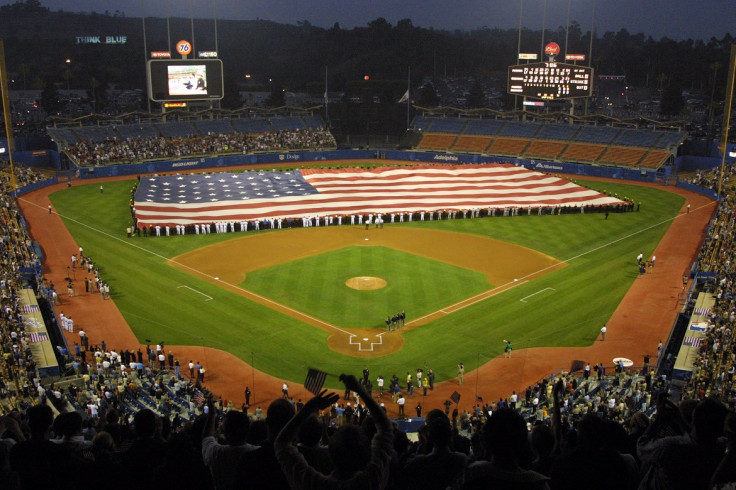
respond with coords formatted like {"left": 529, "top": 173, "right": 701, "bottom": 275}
{"left": 410, "top": 116, "right": 435, "bottom": 132}
{"left": 417, "top": 133, "right": 456, "bottom": 150}
{"left": 303, "top": 115, "right": 326, "bottom": 129}
{"left": 463, "top": 119, "right": 504, "bottom": 135}
{"left": 599, "top": 146, "right": 647, "bottom": 167}
{"left": 536, "top": 123, "right": 580, "bottom": 141}
{"left": 574, "top": 126, "right": 620, "bottom": 144}
{"left": 614, "top": 129, "right": 663, "bottom": 148}
{"left": 638, "top": 149, "right": 670, "bottom": 168}
{"left": 452, "top": 135, "right": 492, "bottom": 153}
{"left": 427, "top": 117, "right": 466, "bottom": 134}
{"left": 230, "top": 118, "right": 271, "bottom": 134}
{"left": 194, "top": 119, "right": 236, "bottom": 134}
{"left": 560, "top": 143, "right": 607, "bottom": 163}
{"left": 74, "top": 125, "right": 117, "bottom": 143}
{"left": 498, "top": 121, "right": 541, "bottom": 138}
{"left": 269, "top": 116, "right": 306, "bottom": 131}
{"left": 154, "top": 121, "right": 198, "bottom": 138}
{"left": 47, "top": 127, "right": 81, "bottom": 146}
{"left": 488, "top": 137, "right": 530, "bottom": 156}
{"left": 654, "top": 131, "right": 687, "bottom": 149}
{"left": 523, "top": 140, "right": 567, "bottom": 159}
{"left": 114, "top": 123, "right": 159, "bottom": 140}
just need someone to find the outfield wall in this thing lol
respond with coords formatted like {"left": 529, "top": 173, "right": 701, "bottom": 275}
{"left": 14, "top": 149, "right": 720, "bottom": 203}
{"left": 71, "top": 149, "right": 669, "bottom": 183}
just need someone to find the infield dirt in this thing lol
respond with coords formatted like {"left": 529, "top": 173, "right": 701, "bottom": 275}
{"left": 169, "top": 226, "right": 563, "bottom": 357}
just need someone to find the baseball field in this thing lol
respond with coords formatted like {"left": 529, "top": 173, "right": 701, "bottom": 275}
{"left": 18, "top": 161, "right": 715, "bottom": 411}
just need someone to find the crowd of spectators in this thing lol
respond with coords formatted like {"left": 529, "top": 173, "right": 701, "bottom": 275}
{"left": 63, "top": 128, "right": 337, "bottom": 166}
{"left": 2, "top": 160, "right": 736, "bottom": 488}
{"left": 679, "top": 172, "right": 736, "bottom": 411}
{"left": 685, "top": 162, "right": 736, "bottom": 194}
{"left": 0, "top": 182, "right": 44, "bottom": 418}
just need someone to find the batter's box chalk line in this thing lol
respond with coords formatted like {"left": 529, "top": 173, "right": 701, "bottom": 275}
{"left": 349, "top": 333, "right": 384, "bottom": 351}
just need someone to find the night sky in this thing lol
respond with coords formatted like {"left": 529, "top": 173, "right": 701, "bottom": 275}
{"left": 9, "top": 0, "right": 735, "bottom": 42}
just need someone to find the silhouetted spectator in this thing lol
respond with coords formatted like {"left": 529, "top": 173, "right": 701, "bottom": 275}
{"left": 402, "top": 409, "right": 467, "bottom": 489}
{"left": 274, "top": 374, "right": 393, "bottom": 489}
{"left": 202, "top": 400, "right": 256, "bottom": 490}
{"left": 235, "top": 398, "right": 294, "bottom": 489}
{"left": 638, "top": 396, "right": 727, "bottom": 489}
{"left": 9, "top": 404, "right": 85, "bottom": 490}
{"left": 119, "top": 409, "right": 166, "bottom": 488}
{"left": 464, "top": 407, "right": 550, "bottom": 489}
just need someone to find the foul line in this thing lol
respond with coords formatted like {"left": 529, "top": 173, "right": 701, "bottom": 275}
{"left": 520, "top": 287, "right": 556, "bottom": 303}
{"left": 177, "top": 285, "right": 213, "bottom": 301}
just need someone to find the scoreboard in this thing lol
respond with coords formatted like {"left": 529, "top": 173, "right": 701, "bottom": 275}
{"left": 507, "top": 62, "right": 593, "bottom": 100}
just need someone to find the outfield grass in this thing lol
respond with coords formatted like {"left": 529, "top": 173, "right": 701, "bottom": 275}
{"left": 243, "top": 245, "right": 491, "bottom": 328}
{"left": 48, "top": 176, "right": 684, "bottom": 386}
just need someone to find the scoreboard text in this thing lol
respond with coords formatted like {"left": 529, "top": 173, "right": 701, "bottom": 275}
{"left": 507, "top": 62, "right": 593, "bottom": 100}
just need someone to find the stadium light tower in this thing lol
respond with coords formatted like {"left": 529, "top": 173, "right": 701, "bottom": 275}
{"left": 64, "top": 58, "right": 71, "bottom": 93}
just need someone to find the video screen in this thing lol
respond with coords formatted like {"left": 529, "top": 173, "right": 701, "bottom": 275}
{"left": 168, "top": 64, "right": 207, "bottom": 96}
{"left": 147, "top": 59, "right": 224, "bottom": 102}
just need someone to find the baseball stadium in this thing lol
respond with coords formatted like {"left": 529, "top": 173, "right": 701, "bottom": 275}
{"left": 12, "top": 126, "right": 720, "bottom": 412}
{"left": 1, "top": 2, "right": 736, "bottom": 488}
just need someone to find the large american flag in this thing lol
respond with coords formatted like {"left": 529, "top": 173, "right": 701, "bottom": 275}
{"left": 133, "top": 164, "right": 626, "bottom": 226}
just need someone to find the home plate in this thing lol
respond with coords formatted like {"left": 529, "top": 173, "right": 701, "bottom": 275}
{"left": 363, "top": 337, "right": 369, "bottom": 341}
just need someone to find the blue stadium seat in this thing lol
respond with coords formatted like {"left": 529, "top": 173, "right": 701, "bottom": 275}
{"left": 463, "top": 119, "right": 504, "bottom": 136}
{"left": 114, "top": 123, "right": 159, "bottom": 140}
{"left": 154, "top": 121, "right": 199, "bottom": 138}
{"left": 654, "top": 130, "right": 687, "bottom": 149}
{"left": 47, "top": 127, "right": 81, "bottom": 146}
{"left": 427, "top": 117, "right": 466, "bottom": 134}
{"left": 303, "top": 115, "right": 326, "bottom": 130}
{"left": 231, "top": 117, "right": 272, "bottom": 134}
{"left": 74, "top": 125, "right": 117, "bottom": 143}
{"left": 410, "top": 116, "right": 435, "bottom": 132}
{"left": 194, "top": 119, "right": 237, "bottom": 135}
{"left": 574, "top": 125, "right": 620, "bottom": 144}
{"left": 268, "top": 116, "right": 306, "bottom": 131}
{"left": 614, "top": 129, "right": 663, "bottom": 148}
{"left": 536, "top": 123, "right": 580, "bottom": 141}
{"left": 498, "top": 121, "right": 541, "bottom": 138}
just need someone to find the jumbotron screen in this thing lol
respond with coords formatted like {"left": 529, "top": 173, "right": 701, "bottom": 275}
{"left": 147, "top": 59, "right": 224, "bottom": 102}
{"left": 507, "top": 62, "right": 593, "bottom": 100}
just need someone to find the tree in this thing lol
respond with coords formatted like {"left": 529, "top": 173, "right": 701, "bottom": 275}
{"left": 660, "top": 81, "right": 684, "bottom": 117}
{"left": 39, "top": 77, "right": 62, "bottom": 114}
{"left": 17, "top": 63, "right": 30, "bottom": 93}
{"left": 265, "top": 80, "right": 286, "bottom": 108}
{"left": 417, "top": 83, "right": 440, "bottom": 107}
{"left": 220, "top": 76, "right": 242, "bottom": 109}
{"left": 88, "top": 76, "right": 100, "bottom": 112}
{"left": 466, "top": 79, "right": 485, "bottom": 108}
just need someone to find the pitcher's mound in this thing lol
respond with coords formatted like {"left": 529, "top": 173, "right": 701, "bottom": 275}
{"left": 346, "top": 276, "right": 387, "bottom": 290}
